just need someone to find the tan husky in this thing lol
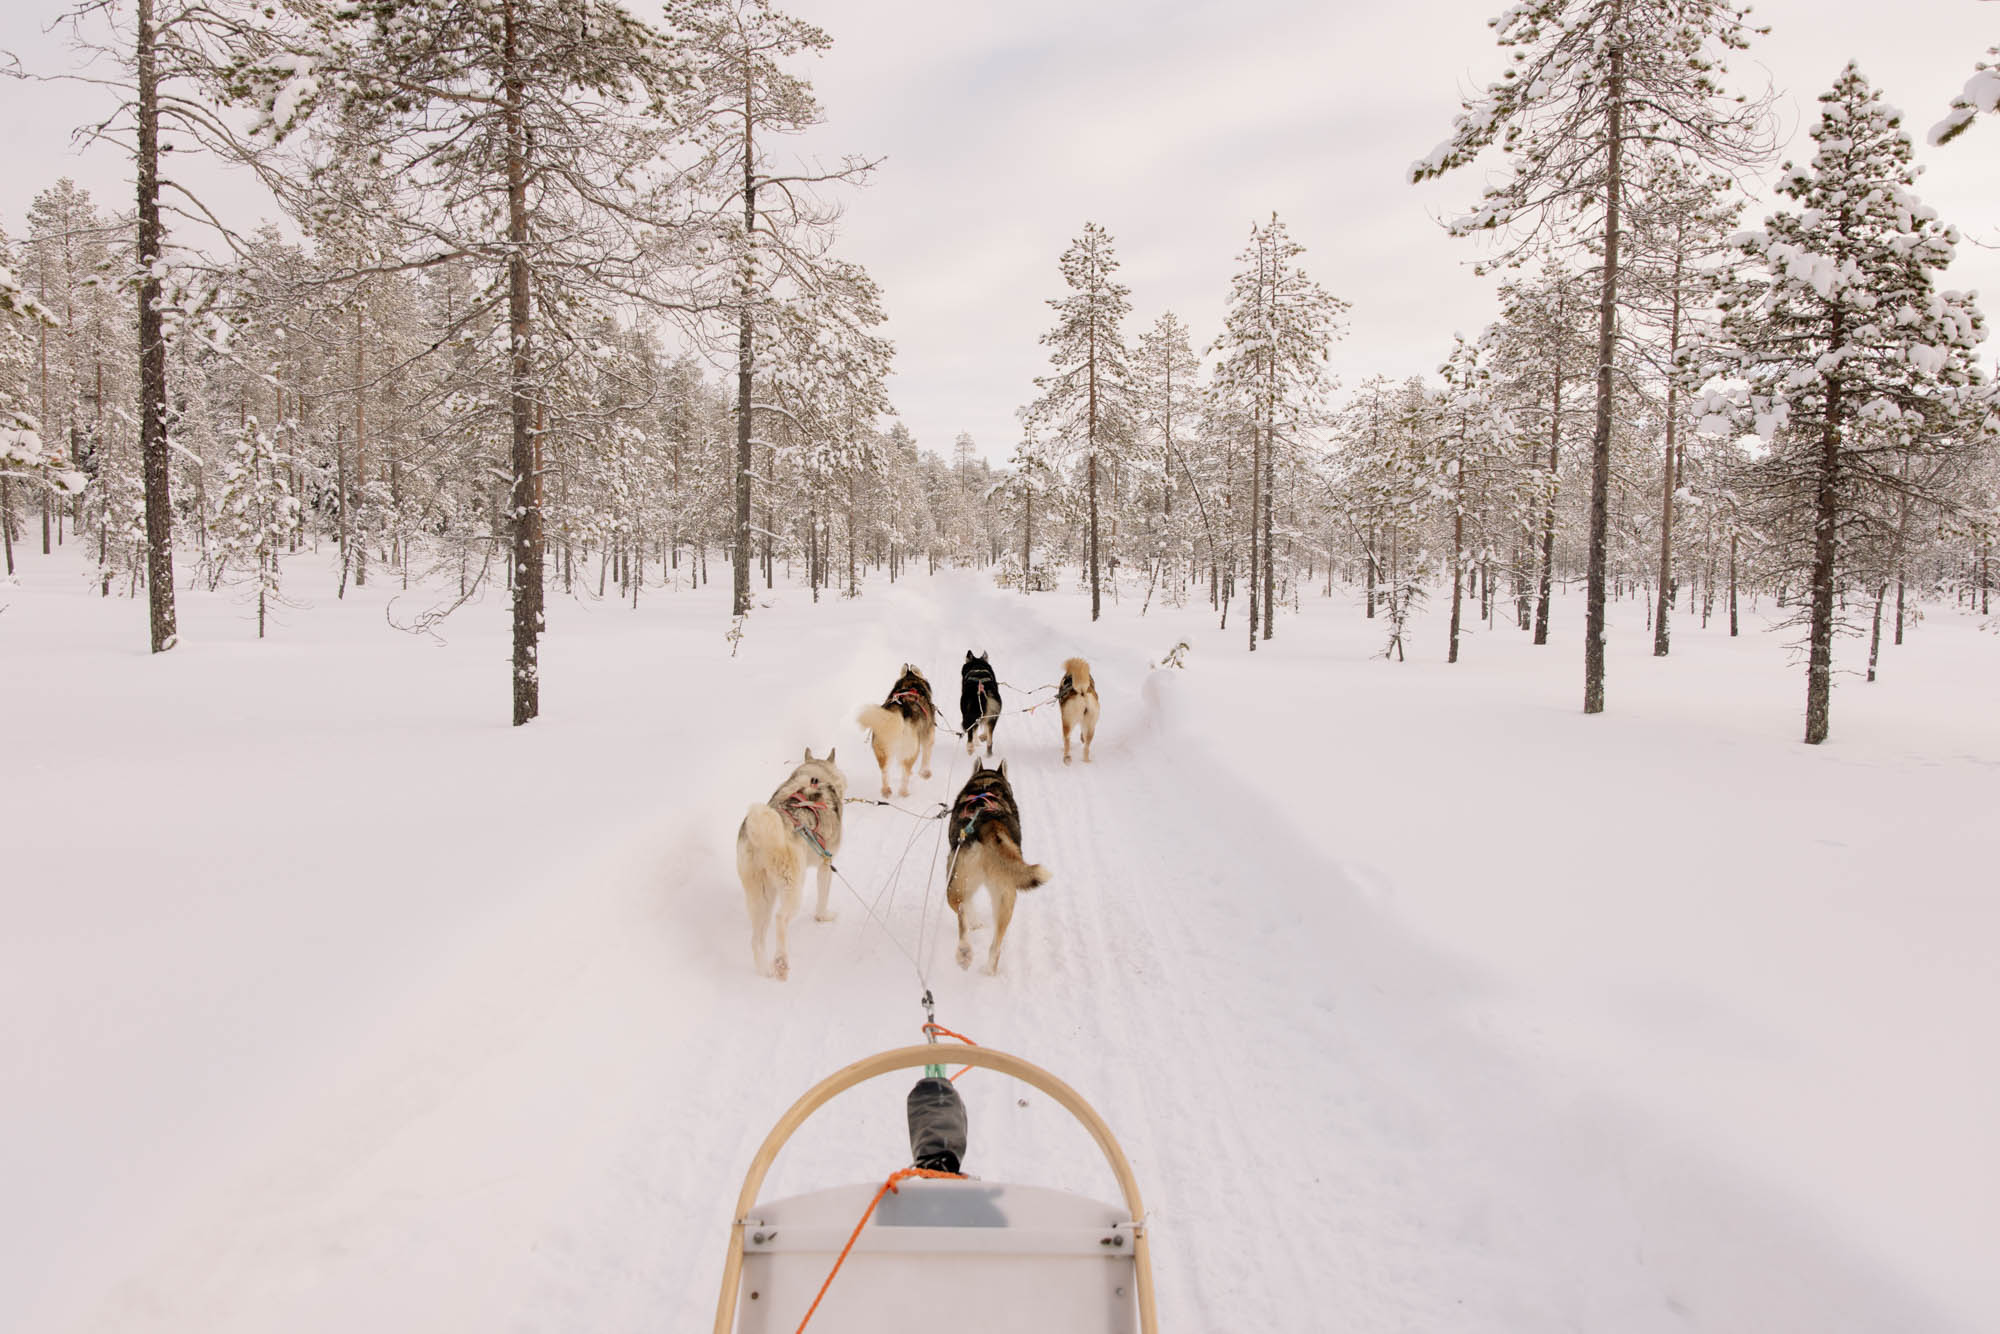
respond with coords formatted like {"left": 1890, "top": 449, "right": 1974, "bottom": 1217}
{"left": 856, "top": 664, "right": 937, "bottom": 797}
{"left": 945, "top": 761, "right": 1051, "bottom": 974}
{"left": 735, "top": 748, "right": 846, "bottom": 980}
{"left": 1058, "top": 657, "right": 1100, "bottom": 765}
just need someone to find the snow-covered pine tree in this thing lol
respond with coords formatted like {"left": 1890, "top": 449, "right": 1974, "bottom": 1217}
{"left": 1002, "top": 427, "right": 1059, "bottom": 594}
{"left": 1931, "top": 44, "right": 2000, "bottom": 146}
{"left": 1619, "top": 157, "right": 1742, "bottom": 656}
{"left": 1210, "top": 213, "right": 1346, "bottom": 649}
{"left": 1133, "top": 311, "right": 1210, "bottom": 608}
{"left": 1701, "top": 64, "right": 1992, "bottom": 744}
{"left": 44, "top": 0, "right": 304, "bottom": 647}
{"left": 1437, "top": 333, "right": 1529, "bottom": 662}
{"left": 1026, "top": 221, "right": 1132, "bottom": 621}
{"left": 0, "top": 244, "right": 73, "bottom": 574}
{"left": 1490, "top": 267, "right": 1595, "bottom": 642}
{"left": 212, "top": 415, "right": 299, "bottom": 637}
{"left": 1413, "top": 0, "right": 1772, "bottom": 711}
{"left": 666, "top": 0, "right": 877, "bottom": 621}
{"left": 260, "top": 0, "right": 693, "bottom": 725}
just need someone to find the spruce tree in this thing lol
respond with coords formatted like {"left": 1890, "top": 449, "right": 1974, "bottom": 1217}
{"left": 1702, "top": 64, "right": 1991, "bottom": 744}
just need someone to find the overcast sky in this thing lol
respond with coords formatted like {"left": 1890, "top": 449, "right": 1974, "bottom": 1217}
{"left": 4, "top": 0, "right": 1998, "bottom": 463}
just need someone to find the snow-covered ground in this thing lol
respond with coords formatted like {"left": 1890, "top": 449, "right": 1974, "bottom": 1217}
{"left": 3, "top": 549, "right": 1995, "bottom": 1332}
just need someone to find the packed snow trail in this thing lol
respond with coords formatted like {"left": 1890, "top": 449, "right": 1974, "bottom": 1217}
{"left": 5, "top": 558, "right": 1981, "bottom": 1333}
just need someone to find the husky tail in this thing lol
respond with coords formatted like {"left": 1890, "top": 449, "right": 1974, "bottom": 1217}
{"left": 857, "top": 704, "right": 906, "bottom": 741}
{"left": 1061, "top": 657, "right": 1094, "bottom": 694}
{"left": 737, "top": 803, "right": 802, "bottom": 887}
{"left": 987, "top": 826, "right": 1051, "bottom": 891}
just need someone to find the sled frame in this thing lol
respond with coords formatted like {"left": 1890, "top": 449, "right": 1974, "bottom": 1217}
{"left": 713, "top": 1043, "right": 1158, "bottom": 1334}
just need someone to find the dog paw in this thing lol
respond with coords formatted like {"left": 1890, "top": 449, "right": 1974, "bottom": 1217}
{"left": 956, "top": 942, "right": 972, "bottom": 970}
{"left": 1063, "top": 754, "right": 1073, "bottom": 766}
{"left": 920, "top": 768, "right": 933, "bottom": 779}
{"left": 774, "top": 955, "right": 789, "bottom": 981}
{"left": 880, "top": 785, "right": 892, "bottom": 798}
{"left": 815, "top": 909, "right": 838, "bottom": 923}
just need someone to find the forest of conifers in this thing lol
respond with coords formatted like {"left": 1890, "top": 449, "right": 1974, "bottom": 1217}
{"left": 2, "top": 1, "right": 1995, "bottom": 742}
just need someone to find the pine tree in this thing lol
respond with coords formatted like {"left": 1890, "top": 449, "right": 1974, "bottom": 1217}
{"left": 0, "top": 251, "right": 73, "bottom": 574}
{"left": 666, "top": 0, "right": 876, "bottom": 621}
{"left": 212, "top": 415, "right": 299, "bottom": 637}
{"left": 1931, "top": 45, "right": 2000, "bottom": 146}
{"left": 1133, "top": 311, "right": 1210, "bottom": 607}
{"left": 1026, "top": 221, "right": 1131, "bottom": 622}
{"left": 262, "top": 0, "right": 692, "bottom": 724}
{"left": 1701, "top": 64, "right": 1991, "bottom": 744}
{"left": 1620, "top": 158, "right": 1741, "bottom": 656}
{"left": 1413, "top": 0, "right": 1771, "bottom": 711}
{"left": 1210, "top": 213, "right": 1346, "bottom": 648}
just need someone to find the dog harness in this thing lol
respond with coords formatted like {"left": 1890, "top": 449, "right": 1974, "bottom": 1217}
{"left": 951, "top": 790, "right": 1006, "bottom": 843}
{"left": 889, "top": 685, "right": 934, "bottom": 720}
{"left": 1056, "top": 673, "right": 1077, "bottom": 705}
{"left": 782, "top": 793, "right": 834, "bottom": 860}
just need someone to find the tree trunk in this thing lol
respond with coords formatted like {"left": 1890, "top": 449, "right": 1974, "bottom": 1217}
{"left": 1087, "top": 325, "right": 1101, "bottom": 621}
{"left": 1804, "top": 350, "right": 1844, "bottom": 745}
{"left": 353, "top": 300, "right": 367, "bottom": 588}
{"left": 503, "top": 0, "right": 542, "bottom": 726}
{"left": 1448, "top": 487, "right": 1465, "bottom": 664}
{"left": 1583, "top": 40, "right": 1623, "bottom": 712}
{"left": 731, "top": 60, "right": 756, "bottom": 620}
{"left": 1652, "top": 249, "right": 1683, "bottom": 656}
{"left": 1247, "top": 422, "right": 1260, "bottom": 652}
{"left": 136, "top": 0, "right": 177, "bottom": 652}
{"left": 1729, "top": 532, "right": 1740, "bottom": 636}
{"left": 1022, "top": 485, "right": 1033, "bottom": 593}
{"left": 1866, "top": 581, "right": 1886, "bottom": 682}
{"left": 1535, "top": 370, "right": 1560, "bottom": 645}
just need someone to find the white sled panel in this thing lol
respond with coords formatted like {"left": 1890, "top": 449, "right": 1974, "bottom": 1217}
{"left": 731, "top": 1179, "right": 1139, "bottom": 1334}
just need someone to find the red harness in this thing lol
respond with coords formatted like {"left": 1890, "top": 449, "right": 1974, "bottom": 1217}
{"left": 782, "top": 793, "right": 834, "bottom": 859}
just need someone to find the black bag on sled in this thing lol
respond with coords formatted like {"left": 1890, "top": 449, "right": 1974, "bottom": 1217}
{"left": 906, "top": 1076, "right": 968, "bottom": 1174}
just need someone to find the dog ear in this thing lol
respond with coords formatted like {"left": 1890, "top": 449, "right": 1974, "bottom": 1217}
{"left": 998, "top": 759, "right": 1008, "bottom": 777}
{"left": 803, "top": 747, "right": 815, "bottom": 763}
{"left": 825, "top": 747, "right": 836, "bottom": 763}
{"left": 979, "top": 652, "right": 989, "bottom": 663}
{"left": 965, "top": 650, "right": 974, "bottom": 660}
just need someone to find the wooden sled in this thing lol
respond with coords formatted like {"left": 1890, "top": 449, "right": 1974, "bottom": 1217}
{"left": 713, "top": 1044, "right": 1159, "bottom": 1333}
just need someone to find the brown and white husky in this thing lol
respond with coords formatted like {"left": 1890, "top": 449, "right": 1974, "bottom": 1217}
{"left": 1057, "top": 657, "right": 1100, "bottom": 765}
{"left": 945, "top": 760, "right": 1051, "bottom": 974}
{"left": 735, "top": 748, "right": 846, "bottom": 980}
{"left": 856, "top": 664, "right": 937, "bottom": 797}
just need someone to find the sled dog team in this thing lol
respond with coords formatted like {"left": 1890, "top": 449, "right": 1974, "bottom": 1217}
{"left": 735, "top": 653, "right": 1101, "bottom": 981}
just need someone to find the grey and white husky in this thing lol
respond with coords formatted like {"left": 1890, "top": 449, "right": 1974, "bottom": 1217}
{"left": 736, "top": 748, "right": 846, "bottom": 980}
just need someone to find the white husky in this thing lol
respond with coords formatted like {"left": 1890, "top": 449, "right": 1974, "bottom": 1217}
{"left": 736, "top": 748, "right": 846, "bottom": 980}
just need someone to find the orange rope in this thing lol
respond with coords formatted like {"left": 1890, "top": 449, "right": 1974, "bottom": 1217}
{"left": 792, "top": 1166, "right": 964, "bottom": 1333}
{"left": 921, "top": 1022, "right": 979, "bottom": 1082}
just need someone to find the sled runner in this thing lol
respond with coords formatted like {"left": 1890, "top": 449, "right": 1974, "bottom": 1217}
{"left": 713, "top": 1044, "right": 1158, "bottom": 1333}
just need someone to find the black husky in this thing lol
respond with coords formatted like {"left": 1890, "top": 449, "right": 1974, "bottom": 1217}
{"left": 960, "top": 651, "right": 1003, "bottom": 756}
